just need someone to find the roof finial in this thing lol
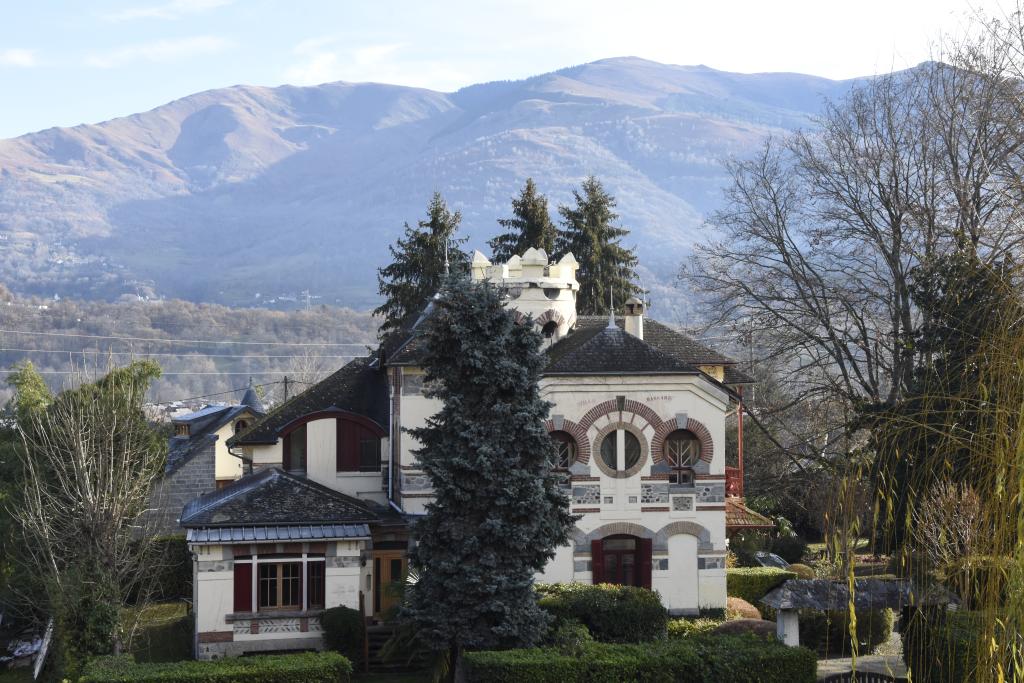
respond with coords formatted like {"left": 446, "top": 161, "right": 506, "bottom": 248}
{"left": 607, "top": 288, "right": 616, "bottom": 329}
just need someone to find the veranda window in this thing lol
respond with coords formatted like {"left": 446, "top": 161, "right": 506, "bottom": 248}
{"left": 232, "top": 554, "right": 327, "bottom": 613}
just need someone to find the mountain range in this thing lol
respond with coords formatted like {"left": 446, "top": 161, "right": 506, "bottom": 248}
{"left": 0, "top": 57, "right": 860, "bottom": 316}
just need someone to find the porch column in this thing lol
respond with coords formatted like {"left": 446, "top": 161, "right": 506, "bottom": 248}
{"left": 776, "top": 608, "right": 800, "bottom": 646}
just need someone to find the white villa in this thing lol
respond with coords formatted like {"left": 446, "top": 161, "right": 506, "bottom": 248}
{"left": 178, "top": 248, "right": 761, "bottom": 659}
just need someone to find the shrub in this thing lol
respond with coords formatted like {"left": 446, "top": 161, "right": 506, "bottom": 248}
{"left": 321, "top": 605, "right": 364, "bottom": 666}
{"left": 726, "top": 568, "right": 796, "bottom": 606}
{"left": 667, "top": 617, "right": 722, "bottom": 639}
{"left": 901, "top": 608, "right": 1011, "bottom": 682}
{"left": 462, "top": 635, "right": 816, "bottom": 683}
{"left": 726, "top": 596, "right": 761, "bottom": 620}
{"left": 729, "top": 530, "right": 771, "bottom": 567}
{"left": 148, "top": 536, "right": 192, "bottom": 601}
{"left": 769, "top": 535, "right": 808, "bottom": 564}
{"left": 537, "top": 583, "right": 667, "bottom": 643}
{"left": 80, "top": 652, "right": 353, "bottom": 682}
{"left": 543, "top": 618, "right": 593, "bottom": 656}
{"left": 798, "top": 608, "right": 894, "bottom": 657}
{"left": 787, "top": 563, "right": 815, "bottom": 579}
{"left": 712, "top": 619, "right": 776, "bottom": 638}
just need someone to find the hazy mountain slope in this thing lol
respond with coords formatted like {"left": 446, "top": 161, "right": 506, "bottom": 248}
{"left": 0, "top": 57, "right": 857, "bottom": 310}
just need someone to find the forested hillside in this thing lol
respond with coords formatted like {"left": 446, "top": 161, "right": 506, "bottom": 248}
{"left": 0, "top": 285, "right": 376, "bottom": 406}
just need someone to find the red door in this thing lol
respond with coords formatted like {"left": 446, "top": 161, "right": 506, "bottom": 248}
{"left": 592, "top": 535, "right": 652, "bottom": 588}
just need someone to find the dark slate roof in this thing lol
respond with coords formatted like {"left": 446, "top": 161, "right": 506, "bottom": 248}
{"left": 761, "top": 579, "right": 954, "bottom": 610}
{"left": 180, "top": 467, "right": 382, "bottom": 528}
{"left": 384, "top": 297, "right": 439, "bottom": 366}
{"left": 544, "top": 323, "right": 697, "bottom": 375}
{"left": 229, "top": 356, "right": 387, "bottom": 446}
{"left": 725, "top": 498, "right": 775, "bottom": 529}
{"left": 166, "top": 403, "right": 260, "bottom": 474}
{"left": 239, "top": 379, "right": 265, "bottom": 414}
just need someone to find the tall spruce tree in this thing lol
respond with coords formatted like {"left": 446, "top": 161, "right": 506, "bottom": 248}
{"left": 403, "top": 277, "right": 576, "bottom": 675}
{"left": 488, "top": 178, "right": 558, "bottom": 261}
{"left": 555, "top": 176, "right": 640, "bottom": 314}
{"left": 374, "top": 193, "right": 468, "bottom": 340}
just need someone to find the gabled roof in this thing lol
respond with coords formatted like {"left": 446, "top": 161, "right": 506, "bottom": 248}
{"left": 180, "top": 467, "right": 382, "bottom": 528}
{"left": 229, "top": 356, "right": 387, "bottom": 446}
{"left": 544, "top": 323, "right": 697, "bottom": 375}
{"left": 167, "top": 403, "right": 261, "bottom": 474}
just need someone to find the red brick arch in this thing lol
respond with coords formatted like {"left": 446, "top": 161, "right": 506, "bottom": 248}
{"left": 651, "top": 417, "right": 713, "bottom": 464}
{"left": 535, "top": 309, "right": 566, "bottom": 327}
{"left": 544, "top": 418, "right": 591, "bottom": 464}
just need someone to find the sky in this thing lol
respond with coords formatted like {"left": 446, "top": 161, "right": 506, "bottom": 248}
{"left": 0, "top": 0, "right": 1007, "bottom": 139}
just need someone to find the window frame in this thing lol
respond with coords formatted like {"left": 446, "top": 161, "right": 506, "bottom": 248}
{"left": 233, "top": 553, "right": 327, "bottom": 614}
{"left": 549, "top": 430, "right": 578, "bottom": 470}
{"left": 664, "top": 429, "right": 701, "bottom": 485}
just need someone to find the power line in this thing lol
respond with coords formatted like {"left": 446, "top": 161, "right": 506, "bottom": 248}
{"left": 0, "top": 347, "right": 362, "bottom": 360}
{"left": 0, "top": 328, "right": 370, "bottom": 348}
{"left": 0, "top": 370, "right": 310, "bottom": 376}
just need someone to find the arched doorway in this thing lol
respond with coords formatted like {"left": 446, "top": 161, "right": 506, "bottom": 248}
{"left": 591, "top": 534, "right": 652, "bottom": 588}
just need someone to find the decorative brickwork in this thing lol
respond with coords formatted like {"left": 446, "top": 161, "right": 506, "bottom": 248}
{"left": 651, "top": 415, "right": 714, "bottom": 465}
{"left": 591, "top": 421, "right": 649, "bottom": 478}
{"left": 535, "top": 309, "right": 566, "bottom": 327}
{"left": 544, "top": 417, "right": 591, "bottom": 463}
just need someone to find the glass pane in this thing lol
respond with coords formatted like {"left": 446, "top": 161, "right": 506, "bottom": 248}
{"left": 258, "top": 563, "right": 276, "bottom": 608}
{"left": 667, "top": 431, "right": 700, "bottom": 467}
{"left": 359, "top": 437, "right": 380, "bottom": 472}
{"left": 308, "top": 561, "right": 325, "bottom": 609}
{"left": 600, "top": 434, "right": 617, "bottom": 469}
{"left": 603, "top": 538, "right": 637, "bottom": 551}
{"left": 552, "top": 434, "right": 576, "bottom": 469}
{"left": 281, "top": 563, "right": 301, "bottom": 608}
{"left": 289, "top": 425, "right": 307, "bottom": 472}
{"left": 603, "top": 554, "right": 618, "bottom": 584}
{"left": 621, "top": 554, "right": 635, "bottom": 586}
{"left": 623, "top": 431, "right": 641, "bottom": 469}
{"left": 390, "top": 559, "right": 402, "bottom": 584}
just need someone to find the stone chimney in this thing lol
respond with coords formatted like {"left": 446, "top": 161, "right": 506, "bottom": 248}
{"left": 623, "top": 296, "right": 645, "bottom": 339}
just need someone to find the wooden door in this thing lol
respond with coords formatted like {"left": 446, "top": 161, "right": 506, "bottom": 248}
{"left": 372, "top": 551, "right": 407, "bottom": 618}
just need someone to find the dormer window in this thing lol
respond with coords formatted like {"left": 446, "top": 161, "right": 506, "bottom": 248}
{"left": 234, "top": 419, "right": 249, "bottom": 435}
{"left": 283, "top": 424, "right": 307, "bottom": 474}
{"left": 550, "top": 431, "right": 577, "bottom": 470}
{"left": 175, "top": 423, "right": 190, "bottom": 437}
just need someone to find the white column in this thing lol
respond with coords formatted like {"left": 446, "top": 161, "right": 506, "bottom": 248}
{"left": 776, "top": 609, "right": 800, "bottom": 646}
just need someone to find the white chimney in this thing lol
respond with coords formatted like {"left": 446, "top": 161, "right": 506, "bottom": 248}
{"left": 624, "top": 296, "right": 645, "bottom": 339}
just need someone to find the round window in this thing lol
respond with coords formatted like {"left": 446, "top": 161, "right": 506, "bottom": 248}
{"left": 600, "top": 430, "right": 641, "bottom": 470}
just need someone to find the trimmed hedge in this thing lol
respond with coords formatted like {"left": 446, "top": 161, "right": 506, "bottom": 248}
{"left": 667, "top": 617, "right": 722, "bottom": 639}
{"left": 321, "top": 605, "right": 364, "bottom": 666}
{"left": 798, "top": 608, "right": 894, "bottom": 657}
{"left": 726, "top": 568, "right": 796, "bottom": 606}
{"left": 462, "top": 635, "right": 817, "bottom": 683}
{"left": 726, "top": 596, "right": 761, "bottom": 620}
{"left": 79, "top": 652, "right": 353, "bottom": 683}
{"left": 787, "top": 563, "right": 815, "bottom": 579}
{"left": 537, "top": 583, "right": 667, "bottom": 643}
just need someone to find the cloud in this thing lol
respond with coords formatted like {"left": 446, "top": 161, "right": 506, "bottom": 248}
{"left": 106, "top": 0, "right": 233, "bottom": 21}
{"left": 85, "top": 36, "right": 230, "bottom": 68}
{"left": 284, "top": 39, "right": 470, "bottom": 90}
{"left": 0, "top": 49, "right": 37, "bottom": 67}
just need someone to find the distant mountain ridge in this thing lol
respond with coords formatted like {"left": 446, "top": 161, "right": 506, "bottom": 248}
{"left": 0, "top": 57, "right": 860, "bottom": 315}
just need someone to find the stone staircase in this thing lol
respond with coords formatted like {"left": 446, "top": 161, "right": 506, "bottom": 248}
{"left": 364, "top": 623, "right": 431, "bottom": 673}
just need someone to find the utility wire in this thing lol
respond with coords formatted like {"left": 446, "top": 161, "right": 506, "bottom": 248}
{"left": 0, "top": 328, "right": 369, "bottom": 347}
{"left": 0, "top": 347, "right": 362, "bottom": 360}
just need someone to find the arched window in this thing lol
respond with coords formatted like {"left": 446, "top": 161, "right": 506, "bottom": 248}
{"left": 550, "top": 431, "right": 577, "bottom": 470}
{"left": 665, "top": 429, "right": 700, "bottom": 485}
{"left": 600, "top": 430, "right": 641, "bottom": 471}
{"left": 234, "top": 419, "right": 249, "bottom": 435}
{"left": 541, "top": 320, "right": 559, "bottom": 338}
{"left": 337, "top": 416, "right": 384, "bottom": 473}
{"left": 282, "top": 423, "right": 307, "bottom": 474}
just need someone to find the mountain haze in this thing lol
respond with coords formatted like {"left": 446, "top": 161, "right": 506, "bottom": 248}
{"left": 0, "top": 57, "right": 856, "bottom": 314}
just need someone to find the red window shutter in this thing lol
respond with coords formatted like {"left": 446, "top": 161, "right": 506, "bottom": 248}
{"left": 638, "top": 538, "right": 653, "bottom": 590}
{"left": 590, "top": 539, "right": 604, "bottom": 584}
{"left": 233, "top": 562, "right": 252, "bottom": 612}
{"left": 282, "top": 432, "right": 292, "bottom": 471}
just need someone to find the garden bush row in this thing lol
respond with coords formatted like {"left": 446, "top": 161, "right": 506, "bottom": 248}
{"left": 725, "top": 567, "right": 796, "bottom": 606}
{"left": 79, "top": 651, "right": 352, "bottom": 683}
{"left": 462, "top": 635, "right": 817, "bottom": 683}
{"left": 536, "top": 582, "right": 667, "bottom": 643}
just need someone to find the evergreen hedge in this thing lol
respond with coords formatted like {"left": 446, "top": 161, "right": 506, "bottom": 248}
{"left": 725, "top": 567, "right": 796, "bottom": 606}
{"left": 321, "top": 605, "right": 364, "bottom": 666}
{"left": 79, "top": 652, "right": 352, "bottom": 683}
{"left": 536, "top": 583, "right": 667, "bottom": 643}
{"left": 462, "top": 635, "right": 817, "bottom": 682}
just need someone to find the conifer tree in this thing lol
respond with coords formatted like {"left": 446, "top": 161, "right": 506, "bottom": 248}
{"left": 402, "top": 277, "right": 576, "bottom": 675}
{"left": 555, "top": 176, "right": 640, "bottom": 314}
{"left": 488, "top": 178, "right": 558, "bottom": 261}
{"left": 375, "top": 193, "right": 468, "bottom": 341}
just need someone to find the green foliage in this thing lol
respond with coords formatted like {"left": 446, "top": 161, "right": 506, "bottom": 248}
{"left": 787, "top": 563, "right": 816, "bottom": 579}
{"left": 536, "top": 583, "right": 667, "bottom": 643}
{"left": 488, "top": 178, "right": 558, "bottom": 262}
{"left": 130, "top": 609, "right": 193, "bottom": 664}
{"left": 798, "top": 608, "right": 894, "bottom": 657}
{"left": 541, "top": 618, "right": 593, "bottom": 656}
{"left": 728, "top": 530, "right": 770, "bottom": 567}
{"left": 375, "top": 192, "right": 469, "bottom": 340}
{"left": 53, "top": 569, "right": 122, "bottom": 680}
{"left": 902, "top": 609, "right": 1002, "bottom": 683}
{"left": 6, "top": 361, "right": 52, "bottom": 423}
{"left": 726, "top": 568, "right": 796, "bottom": 606}
{"left": 769, "top": 535, "right": 808, "bottom": 564}
{"left": 79, "top": 652, "right": 353, "bottom": 683}
{"left": 555, "top": 176, "right": 640, "bottom": 315}
{"left": 726, "top": 596, "right": 761, "bottom": 620}
{"left": 402, "top": 278, "right": 575, "bottom": 654}
{"left": 146, "top": 536, "right": 192, "bottom": 602}
{"left": 667, "top": 617, "right": 722, "bottom": 639}
{"left": 462, "top": 635, "right": 817, "bottom": 683}
{"left": 321, "top": 605, "right": 365, "bottom": 666}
